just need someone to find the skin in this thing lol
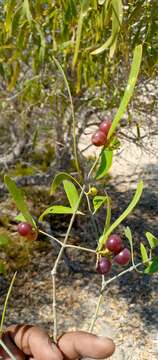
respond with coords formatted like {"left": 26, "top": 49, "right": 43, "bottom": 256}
{"left": 0, "top": 324, "right": 115, "bottom": 360}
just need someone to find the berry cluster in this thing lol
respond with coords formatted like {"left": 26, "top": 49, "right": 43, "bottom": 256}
{"left": 91, "top": 119, "right": 111, "bottom": 147}
{"left": 17, "top": 222, "right": 38, "bottom": 241}
{"left": 96, "top": 233, "right": 131, "bottom": 275}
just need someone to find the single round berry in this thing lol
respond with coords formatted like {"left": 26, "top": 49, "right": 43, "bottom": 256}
{"left": 91, "top": 130, "right": 107, "bottom": 147}
{"left": 17, "top": 222, "right": 33, "bottom": 237}
{"left": 106, "top": 234, "right": 123, "bottom": 254}
{"left": 99, "top": 120, "right": 111, "bottom": 136}
{"left": 96, "top": 257, "right": 112, "bottom": 274}
{"left": 114, "top": 248, "right": 131, "bottom": 265}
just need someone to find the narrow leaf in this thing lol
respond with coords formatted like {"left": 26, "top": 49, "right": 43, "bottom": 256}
{"left": 146, "top": 232, "right": 158, "bottom": 249}
{"left": 145, "top": 256, "right": 158, "bottom": 274}
{"left": 23, "top": 0, "right": 32, "bottom": 23}
{"left": 4, "top": 176, "right": 35, "bottom": 227}
{"left": 4, "top": 0, "right": 16, "bottom": 35}
{"left": 103, "top": 193, "right": 111, "bottom": 234}
{"left": 91, "top": 0, "right": 123, "bottom": 56}
{"left": 98, "top": 180, "right": 143, "bottom": 249}
{"left": 95, "top": 149, "right": 113, "bottom": 180}
{"left": 140, "top": 243, "right": 149, "bottom": 264}
{"left": 8, "top": 61, "right": 20, "bottom": 91}
{"left": 124, "top": 226, "right": 134, "bottom": 265}
{"left": 124, "top": 226, "right": 132, "bottom": 243}
{"left": 63, "top": 180, "right": 79, "bottom": 209}
{"left": 107, "top": 45, "right": 142, "bottom": 139}
{"left": 72, "top": 12, "right": 84, "bottom": 68}
{"left": 39, "top": 205, "right": 83, "bottom": 221}
{"left": 50, "top": 172, "right": 81, "bottom": 195}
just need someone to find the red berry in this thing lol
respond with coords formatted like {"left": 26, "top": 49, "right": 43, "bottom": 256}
{"left": 91, "top": 130, "right": 107, "bottom": 147}
{"left": 106, "top": 234, "right": 123, "bottom": 254}
{"left": 18, "top": 222, "right": 33, "bottom": 236}
{"left": 99, "top": 120, "right": 111, "bottom": 136}
{"left": 114, "top": 248, "right": 131, "bottom": 265}
{"left": 96, "top": 257, "right": 112, "bottom": 274}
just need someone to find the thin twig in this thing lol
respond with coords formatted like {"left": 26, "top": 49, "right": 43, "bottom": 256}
{"left": 65, "top": 244, "right": 96, "bottom": 253}
{"left": 0, "top": 272, "right": 17, "bottom": 334}
{"left": 0, "top": 339, "right": 17, "bottom": 360}
{"left": 87, "top": 155, "right": 100, "bottom": 180}
{"left": 89, "top": 260, "right": 151, "bottom": 331}
{"left": 101, "top": 261, "right": 146, "bottom": 292}
{"left": 52, "top": 56, "right": 81, "bottom": 178}
{"left": 39, "top": 230, "right": 63, "bottom": 246}
{"left": 85, "top": 192, "right": 99, "bottom": 242}
{"left": 51, "top": 185, "right": 86, "bottom": 342}
{"left": 39, "top": 230, "right": 96, "bottom": 253}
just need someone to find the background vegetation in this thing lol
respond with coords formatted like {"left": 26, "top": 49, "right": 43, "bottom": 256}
{"left": 0, "top": 0, "right": 157, "bottom": 182}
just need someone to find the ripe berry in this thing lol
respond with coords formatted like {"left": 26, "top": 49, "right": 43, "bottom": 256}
{"left": 106, "top": 234, "right": 123, "bottom": 254}
{"left": 99, "top": 120, "right": 111, "bottom": 136}
{"left": 91, "top": 130, "right": 107, "bottom": 147}
{"left": 18, "top": 222, "right": 33, "bottom": 237}
{"left": 96, "top": 257, "right": 112, "bottom": 274}
{"left": 114, "top": 248, "right": 131, "bottom": 265}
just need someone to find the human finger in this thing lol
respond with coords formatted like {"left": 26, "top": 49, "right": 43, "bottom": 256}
{"left": 7, "top": 325, "right": 63, "bottom": 360}
{"left": 0, "top": 331, "right": 25, "bottom": 360}
{"left": 58, "top": 331, "right": 115, "bottom": 359}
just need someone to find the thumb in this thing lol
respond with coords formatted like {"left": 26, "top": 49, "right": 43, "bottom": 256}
{"left": 58, "top": 331, "right": 115, "bottom": 359}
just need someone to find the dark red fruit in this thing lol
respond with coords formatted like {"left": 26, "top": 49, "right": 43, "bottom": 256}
{"left": 114, "top": 248, "right": 131, "bottom": 265}
{"left": 106, "top": 234, "right": 123, "bottom": 254}
{"left": 91, "top": 130, "right": 107, "bottom": 147}
{"left": 99, "top": 120, "right": 111, "bottom": 136}
{"left": 18, "top": 222, "right": 33, "bottom": 236}
{"left": 96, "top": 257, "right": 112, "bottom": 274}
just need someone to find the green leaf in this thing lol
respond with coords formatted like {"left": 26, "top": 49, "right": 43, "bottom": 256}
{"left": 98, "top": 180, "right": 143, "bottom": 249}
{"left": 50, "top": 172, "right": 81, "bottom": 195}
{"left": 4, "top": 0, "right": 16, "bottom": 36}
{"left": 39, "top": 205, "right": 83, "bottom": 221}
{"left": 72, "top": 0, "right": 90, "bottom": 68}
{"left": 91, "top": 0, "right": 123, "bottom": 56}
{"left": 109, "top": 0, "right": 123, "bottom": 58}
{"left": 93, "top": 195, "right": 107, "bottom": 214}
{"left": 23, "top": 0, "right": 32, "bottom": 24}
{"left": 95, "top": 149, "right": 113, "bottom": 180}
{"left": 0, "top": 234, "right": 10, "bottom": 247}
{"left": 8, "top": 61, "right": 20, "bottom": 91}
{"left": 35, "top": 23, "right": 46, "bottom": 64}
{"left": 103, "top": 193, "right": 111, "bottom": 234}
{"left": 4, "top": 176, "right": 35, "bottom": 228}
{"left": 146, "top": 232, "right": 158, "bottom": 249}
{"left": 124, "top": 226, "right": 132, "bottom": 244}
{"left": 72, "top": 12, "right": 84, "bottom": 68}
{"left": 145, "top": 256, "right": 158, "bottom": 274}
{"left": 124, "top": 226, "right": 134, "bottom": 265}
{"left": 140, "top": 243, "right": 149, "bottom": 265}
{"left": 63, "top": 180, "right": 79, "bottom": 209}
{"left": 107, "top": 44, "right": 142, "bottom": 139}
